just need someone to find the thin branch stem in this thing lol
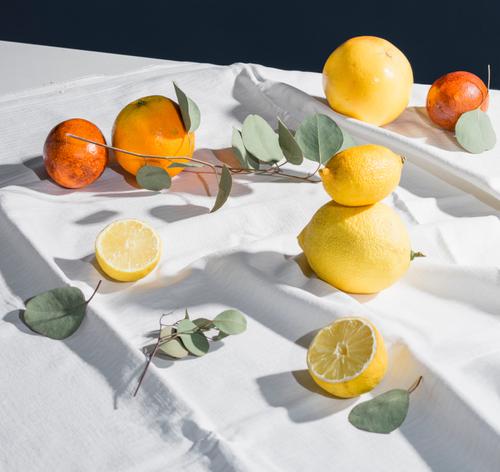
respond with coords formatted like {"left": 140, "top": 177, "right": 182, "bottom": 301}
{"left": 85, "top": 280, "right": 102, "bottom": 304}
{"left": 66, "top": 133, "right": 218, "bottom": 172}
{"left": 66, "top": 133, "right": 222, "bottom": 189}
{"left": 133, "top": 332, "right": 177, "bottom": 397}
{"left": 65, "top": 134, "right": 319, "bottom": 188}
{"left": 408, "top": 375, "right": 423, "bottom": 394}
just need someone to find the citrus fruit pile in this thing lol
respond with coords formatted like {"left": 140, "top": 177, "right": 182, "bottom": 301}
{"left": 42, "top": 87, "right": 196, "bottom": 189}
{"left": 299, "top": 144, "right": 418, "bottom": 294}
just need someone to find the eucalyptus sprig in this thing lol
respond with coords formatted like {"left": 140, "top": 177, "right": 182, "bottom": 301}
{"left": 68, "top": 81, "right": 355, "bottom": 212}
{"left": 348, "top": 376, "right": 423, "bottom": 434}
{"left": 133, "top": 309, "right": 247, "bottom": 396}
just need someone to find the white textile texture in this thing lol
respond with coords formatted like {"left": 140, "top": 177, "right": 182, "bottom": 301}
{"left": 0, "top": 61, "right": 499, "bottom": 472}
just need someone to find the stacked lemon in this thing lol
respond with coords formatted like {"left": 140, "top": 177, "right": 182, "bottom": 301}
{"left": 301, "top": 144, "right": 414, "bottom": 396}
{"left": 298, "top": 144, "right": 415, "bottom": 294}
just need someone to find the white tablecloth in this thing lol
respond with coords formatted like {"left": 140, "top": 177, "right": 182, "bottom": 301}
{"left": 1, "top": 60, "right": 499, "bottom": 472}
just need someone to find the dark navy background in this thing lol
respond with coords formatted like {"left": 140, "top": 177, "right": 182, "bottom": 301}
{"left": 4, "top": 0, "right": 499, "bottom": 87}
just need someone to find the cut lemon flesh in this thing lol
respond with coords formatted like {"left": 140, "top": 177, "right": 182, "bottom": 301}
{"left": 307, "top": 317, "right": 387, "bottom": 398}
{"left": 95, "top": 219, "right": 161, "bottom": 282}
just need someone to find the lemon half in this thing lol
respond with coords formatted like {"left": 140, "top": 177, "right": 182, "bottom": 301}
{"left": 307, "top": 317, "right": 388, "bottom": 398}
{"left": 95, "top": 219, "right": 162, "bottom": 282}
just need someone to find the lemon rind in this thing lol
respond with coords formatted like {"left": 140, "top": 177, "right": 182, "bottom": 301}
{"left": 95, "top": 218, "right": 161, "bottom": 274}
{"left": 306, "top": 316, "right": 377, "bottom": 384}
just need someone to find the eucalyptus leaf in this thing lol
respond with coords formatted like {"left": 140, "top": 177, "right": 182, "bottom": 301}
{"left": 23, "top": 283, "right": 99, "bottom": 340}
{"left": 455, "top": 108, "right": 496, "bottom": 154}
{"left": 159, "top": 327, "right": 189, "bottom": 359}
{"left": 348, "top": 389, "right": 409, "bottom": 434}
{"left": 278, "top": 118, "right": 303, "bottom": 165}
{"left": 242, "top": 115, "right": 284, "bottom": 163}
{"left": 173, "top": 82, "right": 201, "bottom": 132}
{"left": 232, "top": 128, "right": 250, "bottom": 168}
{"left": 176, "top": 318, "right": 198, "bottom": 334}
{"left": 295, "top": 114, "right": 343, "bottom": 163}
{"left": 179, "top": 331, "right": 210, "bottom": 356}
{"left": 210, "top": 165, "right": 232, "bottom": 213}
{"left": 193, "top": 318, "right": 214, "bottom": 330}
{"left": 213, "top": 309, "right": 247, "bottom": 335}
{"left": 136, "top": 166, "right": 171, "bottom": 191}
{"left": 247, "top": 153, "right": 260, "bottom": 170}
{"left": 212, "top": 331, "right": 228, "bottom": 341}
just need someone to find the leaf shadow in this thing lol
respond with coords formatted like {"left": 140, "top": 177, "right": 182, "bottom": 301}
{"left": 3, "top": 309, "right": 39, "bottom": 337}
{"left": 149, "top": 204, "right": 208, "bottom": 223}
{"left": 22, "top": 155, "right": 48, "bottom": 180}
{"left": 74, "top": 210, "right": 119, "bottom": 225}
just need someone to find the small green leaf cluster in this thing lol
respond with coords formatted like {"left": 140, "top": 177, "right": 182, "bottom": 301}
{"left": 133, "top": 308, "right": 247, "bottom": 395}
{"left": 232, "top": 113, "right": 355, "bottom": 168}
{"left": 158, "top": 309, "right": 247, "bottom": 358}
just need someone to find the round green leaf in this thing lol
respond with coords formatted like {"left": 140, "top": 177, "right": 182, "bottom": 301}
{"left": 173, "top": 82, "right": 201, "bottom": 132}
{"left": 175, "top": 318, "right": 198, "bottom": 334}
{"left": 24, "top": 287, "right": 87, "bottom": 340}
{"left": 241, "top": 115, "right": 284, "bottom": 163}
{"left": 455, "top": 108, "right": 496, "bottom": 154}
{"left": 348, "top": 389, "right": 410, "bottom": 434}
{"left": 159, "top": 327, "right": 189, "bottom": 359}
{"left": 193, "top": 318, "right": 214, "bottom": 330}
{"left": 278, "top": 118, "right": 303, "bottom": 165}
{"left": 136, "top": 166, "right": 171, "bottom": 191}
{"left": 179, "top": 332, "right": 209, "bottom": 357}
{"left": 295, "top": 114, "right": 343, "bottom": 163}
{"left": 210, "top": 165, "right": 232, "bottom": 213}
{"left": 213, "top": 309, "right": 247, "bottom": 335}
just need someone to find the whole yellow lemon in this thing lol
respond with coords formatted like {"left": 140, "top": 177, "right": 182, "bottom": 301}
{"left": 319, "top": 144, "right": 403, "bottom": 206}
{"left": 323, "top": 36, "right": 413, "bottom": 126}
{"left": 298, "top": 201, "right": 411, "bottom": 294}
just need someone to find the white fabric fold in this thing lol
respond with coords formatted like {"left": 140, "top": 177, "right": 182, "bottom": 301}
{"left": 1, "top": 61, "right": 499, "bottom": 472}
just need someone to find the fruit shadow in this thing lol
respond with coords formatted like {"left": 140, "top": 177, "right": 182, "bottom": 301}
{"left": 54, "top": 254, "right": 135, "bottom": 294}
{"left": 293, "top": 253, "right": 379, "bottom": 303}
{"left": 384, "top": 107, "right": 463, "bottom": 152}
{"left": 0, "top": 156, "right": 47, "bottom": 189}
{"left": 256, "top": 369, "right": 357, "bottom": 423}
{"left": 256, "top": 326, "right": 356, "bottom": 423}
